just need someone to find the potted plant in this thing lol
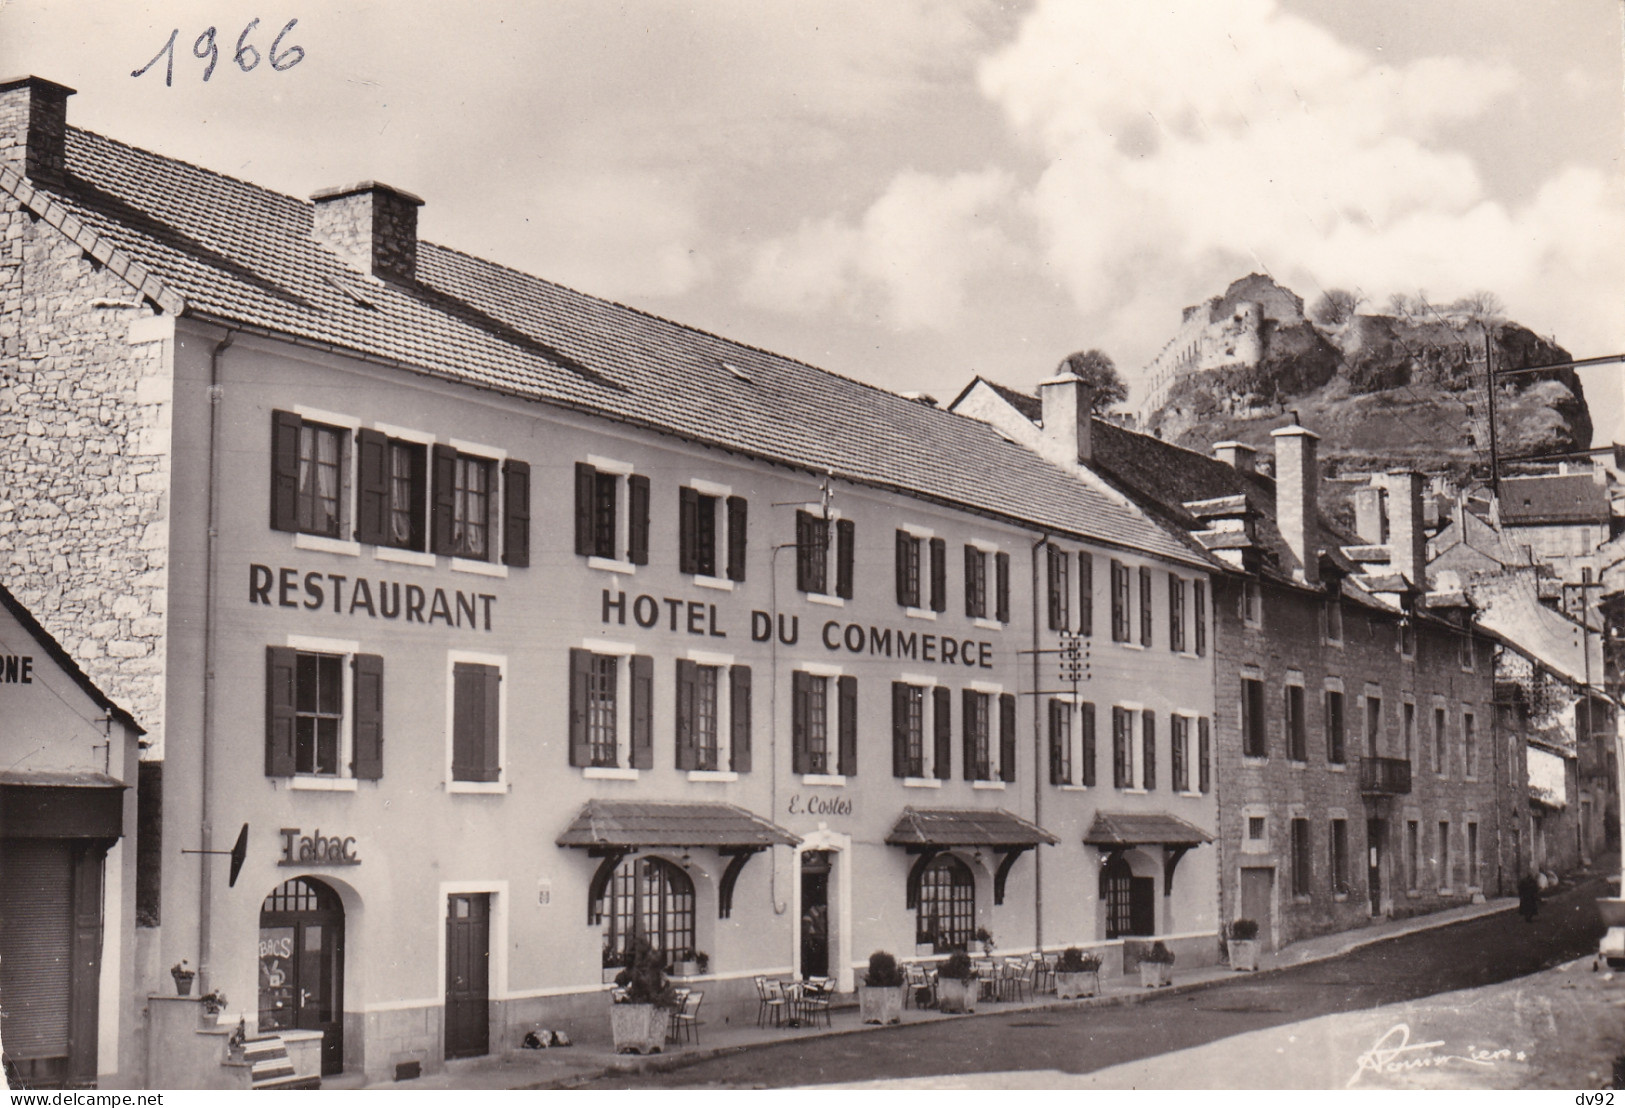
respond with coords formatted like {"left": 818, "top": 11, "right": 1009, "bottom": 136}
{"left": 1053, "top": 947, "right": 1103, "bottom": 999}
{"left": 200, "top": 988, "right": 229, "bottom": 1016}
{"left": 171, "top": 960, "right": 196, "bottom": 996}
{"left": 934, "top": 951, "right": 978, "bottom": 1013}
{"left": 973, "top": 926, "right": 995, "bottom": 955}
{"left": 1138, "top": 941, "right": 1175, "bottom": 988}
{"left": 601, "top": 943, "right": 631, "bottom": 984}
{"left": 694, "top": 951, "right": 710, "bottom": 976}
{"left": 1228, "top": 919, "right": 1260, "bottom": 972}
{"left": 857, "top": 951, "right": 907, "bottom": 1025}
{"left": 610, "top": 937, "right": 679, "bottom": 1053}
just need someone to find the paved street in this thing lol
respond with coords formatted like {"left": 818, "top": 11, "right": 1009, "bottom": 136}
{"left": 572, "top": 875, "right": 1612, "bottom": 1088}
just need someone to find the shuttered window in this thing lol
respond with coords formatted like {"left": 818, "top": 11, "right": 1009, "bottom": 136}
{"left": 792, "top": 672, "right": 854, "bottom": 775}
{"left": 933, "top": 686, "right": 952, "bottom": 780}
{"left": 1110, "top": 560, "right": 1131, "bottom": 642}
{"left": 1141, "top": 709, "right": 1156, "bottom": 790}
{"left": 1047, "top": 544, "right": 1069, "bottom": 631}
{"left": 1049, "top": 700, "right": 1071, "bottom": 785}
{"left": 962, "top": 689, "right": 990, "bottom": 780}
{"left": 1112, "top": 706, "right": 1131, "bottom": 788}
{"left": 730, "top": 666, "right": 752, "bottom": 772}
{"left": 575, "top": 463, "right": 648, "bottom": 564}
{"left": 674, "top": 660, "right": 721, "bottom": 771}
{"left": 995, "top": 552, "right": 1010, "bottom": 623}
{"left": 265, "top": 646, "right": 382, "bottom": 779}
{"left": 1198, "top": 716, "right": 1211, "bottom": 793}
{"left": 893, "top": 682, "right": 925, "bottom": 778}
{"left": 569, "top": 650, "right": 651, "bottom": 769}
{"left": 270, "top": 410, "right": 344, "bottom": 537}
{"left": 1326, "top": 690, "right": 1346, "bottom": 764}
{"left": 964, "top": 546, "right": 987, "bottom": 619}
{"left": 1079, "top": 702, "right": 1097, "bottom": 787}
{"left": 895, "top": 532, "right": 922, "bottom": 608}
{"left": 430, "top": 446, "right": 496, "bottom": 560}
{"left": 1078, "top": 553, "right": 1093, "bottom": 636}
{"left": 999, "top": 692, "right": 1017, "bottom": 783}
{"left": 1139, "top": 566, "right": 1154, "bottom": 646}
{"left": 356, "top": 430, "right": 426, "bottom": 551}
{"left": 928, "top": 537, "right": 947, "bottom": 612}
{"left": 796, "top": 512, "right": 829, "bottom": 594}
{"left": 1168, "top": 574, "right": 1186, "bottom": 653}
{"left": 679, "top": 487, "right": 743, "bottom": 579}
{"left": 1193, "top": 579, "right": 1207, "bottom": 655}
{"left": 1241, "top": 678, "right": 1267, "bottom": 758}
{"left": 1171, "top": 715, "right": 1188, "bottom": 792}
{"left": 452, "top": 661, "right": 501, "bottom": 782}
{"left": 1285, "top": 684, "right": 1307, "bottom": 761}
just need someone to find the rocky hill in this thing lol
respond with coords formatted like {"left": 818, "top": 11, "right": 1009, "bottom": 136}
{"left": 1141, "top": 277, "right": 1593, "bottom": 494}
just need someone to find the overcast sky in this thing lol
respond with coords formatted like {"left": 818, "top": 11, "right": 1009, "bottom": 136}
{"left": 3, "top": 0, "right": 1621, "bottom": 439}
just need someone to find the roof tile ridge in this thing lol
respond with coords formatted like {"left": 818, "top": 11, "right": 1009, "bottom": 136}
{"left": 0, "top": 163, "right": 187, "bottom": 316}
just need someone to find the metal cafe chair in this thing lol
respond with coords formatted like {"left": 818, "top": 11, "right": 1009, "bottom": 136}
{"left": 754, "top": 976, "right": 787, "bottom": 1028}
{"left": 903, "top": 962, "right": 931, "bottom": 1008}
{"left": 670, "top": 990, "right": 703, "bottom": 1045}
{"left": 1030, "top": 951, "right": 1054, "bottom": 994}
{"left": 797, "top": 978, "right": 834, "bottom": 1028}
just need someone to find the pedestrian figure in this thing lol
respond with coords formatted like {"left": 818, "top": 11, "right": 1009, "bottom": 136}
{"left": 1518, "top": 873, "right": 1541, "bottom": 922}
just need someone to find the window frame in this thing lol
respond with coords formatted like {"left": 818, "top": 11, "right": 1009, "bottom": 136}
{"left": 916, "top": 854, "right": 976, "bottom": 953}
{"left": 793, "top": 665, "right": 855, "bottom": 779}
{"left": 265, "top": 636, "right": 380, "bottom": 787}
{"left": 569, "top": 642, "right": 653, "bottom": 776}
{"left": 576, "top": 456, "right": 647, "bottom": 569}
{"left": 1325, "top": 685, "right": 1346, "bottom": 765}
{"left": 1241, "top": 676, "right": 1267, "bottom": 759}
{"left": 1290, "top": 817, "right": 1312, "bottom": 898}
{"left": 679, "top": 480, "right": 747, "bottom": 586}
{"left": 798, "top": 509, "right": 853, "bottom": 601}
{"left": 601, "top": 856, "right": 696, "bottom": 965}
{"left": 1329, "top": 818, "right": 1349, "bottom": 897}
{"left": 1284, "top": 679, "right": 1307, "bottom": 762}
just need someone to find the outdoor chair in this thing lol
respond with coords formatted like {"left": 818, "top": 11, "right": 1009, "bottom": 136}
{"left": 670, "top": 989, "right": 703, "bottom": 1044}
{"left": 797, "top": 978, "right": 833, "bottom": 1028}
{"left": 903, "top": 962, "right": 931, "bottom": 1008}
{"left": 1030, "top": 952, "right": 1054, "bottom": 994}
{"left": 999, "top": 959, "right": 1031, "bottom": 1003}
{"left": 755, "top": 976, "right": 787, "bottom": 1028}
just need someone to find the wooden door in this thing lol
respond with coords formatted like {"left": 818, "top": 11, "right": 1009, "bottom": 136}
{"left": 445, "top": 894, "right": 490, "bottom": 1059}
{"left": 258, "top": 878, "right": 345, "bottom": 1075}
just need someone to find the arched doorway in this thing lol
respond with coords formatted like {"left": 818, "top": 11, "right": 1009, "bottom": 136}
{"left": 600, "top": 856, "right": 696, "bottom": 965}
{"left": 259, "top": 877, "right": 344, "bottom": 1075}
{"left": 915, "top": 854, "right": 975, "bottom": 953}
{"left": 1100, "top": 854, "right": 1154, "bottom": 938}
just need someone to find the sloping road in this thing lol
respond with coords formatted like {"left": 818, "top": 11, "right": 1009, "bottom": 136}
{"left": 573, "top": 876, "right": 1609, "bottom": 1088}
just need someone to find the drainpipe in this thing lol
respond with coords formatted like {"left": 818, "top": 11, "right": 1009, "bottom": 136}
{"left": 1031, "top": 531, "right": 1050, "bottom": 950}
{"left": 197, "top": 328, "right": 234, "bottom": 991}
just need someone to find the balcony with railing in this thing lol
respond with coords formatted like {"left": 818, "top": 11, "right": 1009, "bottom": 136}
{"left": 1359, "top": 756, "right": 1412, "bottom": 797}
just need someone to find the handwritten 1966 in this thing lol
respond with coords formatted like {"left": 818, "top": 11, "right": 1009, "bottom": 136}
{"left": 132, "top": 19, "right": 305, "bottom": 87}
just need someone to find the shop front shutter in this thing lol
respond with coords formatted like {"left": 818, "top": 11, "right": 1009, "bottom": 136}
{"left": 726, "top": 496, "right": 748, "bottom": 582}
{"left": 1078, "top": 553, "right": 1093, "bottom": 636}
{"left": 730, "top": 665, "right": 751, "bottom": 772}
{"left": 929, "top": 537, "right": 947, "bottom": 613}
{"left": 351, "top": 653, "right": 385, "bottom": 780}
{"left": 567, "top": 649, "right": 593, "bottom": 767}
{"left": 962, "top": 688, "right": 977, "bottom": 781}
{"left": 355, "top": 427, "right": 390, "bottom": 545}
{"left": 836, "top": 519, "right": 856, "bottom": 599}
{"left": 630, "top": 654, "right": 653, "bottom": 768}
{"left": 501, "top": 459, "right": 530, "bottom": 567}
{"left": 0, "top": 840, "right": 74, "bottom": 1061}
{"left": 430, "top": 443, "right": 458, "bottom": 555}
{"left": 265, "top": 645, "right": 298, "bottom": 776}
{"left": 933, "top": 687, "right": 952, "bottom": 780}
{"left": 627, "top": 475, "right": 651, "bottom": 566}
{"left": 995, "top": 552, "right": 1010, "bottom": 623}
{"left": 999, "top": 693, "right": 1016, "bottom": 783}
{"left": 574, "top": 463, "right": 597, "bottom": 556}
{"left": 269, "top": 409, "right": 302, "bottom": 532}
{"left": 837, "top": 675, "right": 858, "bottom": 776}
{"left": 674, "top": 659, "right": 698, "bottom": 770}
{"left": 892, "top": 682, "right": 910, "bottom": 778}
{"left": 791, "top": 671, "right": 811, "bottom": 774}
{"left": 678, "top": 486, "right": 700, "bottom": 575}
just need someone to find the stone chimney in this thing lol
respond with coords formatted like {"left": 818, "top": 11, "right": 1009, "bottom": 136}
{"left": 310, "top": 181, "right": 424, "bottom": 282}
{"left": 0, "top": 76, "right": 75, "bottom": 187}
{"left": 1213, "top": 441, "right": 1256, "bottom": 474}
{"left": 1270, "top": 422, "right": 1320, "bottom": 586}
{"left": 1380, "top": 470, "right": 1426, "bottom": 591}
{"left": 1354, "top": 486, "right": 1387, "bottom": 544}
{"left": 1037, "top": 372, "right": 1095, "bottom": 465}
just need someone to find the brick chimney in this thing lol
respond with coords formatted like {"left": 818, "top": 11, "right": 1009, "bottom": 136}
{"left": 1380, "top": 470, "right": 1426, "bottom": 591}
{"left": 1354, "top": 486, "right": 1387, "bottom": 544}
{"left": 1213, "top": 441, "right": 1256, "bottom": 474}
{"left": 310, "top": 181, "right": 424, "bottom": 282}
{"left": 1037, "top": 372, "right": 1095, "bottom": 465}
{"left": 0, "top": 76, "right": 75, "bottom": 186}
{"left": 1270, "top": 422, "right": 1320, "bottom": 586}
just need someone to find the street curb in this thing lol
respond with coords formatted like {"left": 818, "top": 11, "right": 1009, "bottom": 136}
{"left": 531, "top": 893, "right": 1557, "bottom": 1090}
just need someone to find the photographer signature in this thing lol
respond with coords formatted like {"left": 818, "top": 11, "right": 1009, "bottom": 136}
{"left": 1347, "top": 1023, "right": 1524, "bottom": 1087}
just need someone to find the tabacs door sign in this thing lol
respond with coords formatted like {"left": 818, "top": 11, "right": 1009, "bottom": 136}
{"left": 278, "top": 827, "right": 360, "bottom": 866}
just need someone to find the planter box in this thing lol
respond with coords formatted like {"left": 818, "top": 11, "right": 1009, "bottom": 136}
{"left": 858, "top": 984, "right": 905, "bottom": 1025}
{"left": 1229, "top": 940, "right": 1259, "bottom": 972}
{"left": 610, "top": 1004, "right": 670, "bottom": 1054}
{"left": 935, "top": 976, "right": 978, "bottom": 1013}
{"left": 602, "top": 966, "right": 624, "bottom": 985}
{"left": 1139, "top": 962, "right": 1172, "bottom": 988}
{"left": 1053, "top": 970, "right": 1100, "bottom": 999}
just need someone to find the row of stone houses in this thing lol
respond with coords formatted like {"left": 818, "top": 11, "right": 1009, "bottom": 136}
{"left": 0, "top": 75, "right": 1541, "bottom": 1088}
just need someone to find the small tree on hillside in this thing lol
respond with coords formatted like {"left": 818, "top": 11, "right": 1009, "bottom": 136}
{"left": 1056, "top": 349, "right": 1127, "bottom": 412}
{"left": 1309, "top": 289, "right": 1361, "bottom": 327}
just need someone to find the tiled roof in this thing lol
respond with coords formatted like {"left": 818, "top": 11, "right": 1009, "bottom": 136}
{"left": 0, "top": 128, "right": 1204, "bottom": 568}
{"left": 1499, "top": 474, "right": 1611, "bottom": 526}
{"left": 1470, "top": 571, "right": 1604, "bottom": 689}
{"left": 555, "top": 800, "right": 800, "bottom": 849}
{"left": 884, "top": 807, "right": 1059, "bottom": 848}
{"left": 1082, "top": 812, "right": 1213, "bottom": 847}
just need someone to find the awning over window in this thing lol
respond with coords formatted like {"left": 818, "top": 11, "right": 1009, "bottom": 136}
{"left": 886, "top": 808, "right": 1058, "bottom": 908}
{"left": 1083, "top": 812, "right": 1213, "bottom": 848}
{"left": 557, "top": 800, "right": 799, "bottom": 922}
{"left": 885, "top": 807, "right": 1059, "bottom": 849}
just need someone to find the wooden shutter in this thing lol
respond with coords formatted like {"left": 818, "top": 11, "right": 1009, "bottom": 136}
{"left": 1142, "top": 709, "right": 1156, "bottom": 790}
{"left": 355, "top": 427, "right": 390, "bottom": 544}
{"left": 933, "top": 686, "right": 952, "bottom": 780}
{"left": 270, "top": 410, "right": 303, "bottom": 532}
{"left": 452, "top": 662, "right": 500, "bottom": 783}
{"left": 630, "top": 654, "right": 653, "bottom": 768}
{"left": 995, "top": 551, "right": 1010, "bottom": 623}
{"left": 674, "top": 659, "right": 697, "bottom": 770}
{"left": 1199, "top": 716, "right": 1211, "bottom": 792}
{"left": 1048, "top": 700, "right": 1065, "bottom": 784}
{"left": 895, "top": 531, "right": 912, "bottom": 607}
{"left": 265, "top": 646, "right": 298, "bottom": 776}
{"left": 1078, "top": 553, "right": 1093, "bottom": 636}
{"left": 430, "top": 443, "right": 458, "bottom": 555}
{"left": 574, "top": 463, "right": 597, "bottom": 556}
{"left": 791, "top": 670, "right": 811, "bottom": 774}
{"left": 1194, "top": 578, "right": 1207, "bottom": 655}
{"left": 678, "top": 486, "right": 700, "bottom": 575}
{"left": 796, "top": 512, "right": 816, "bottom": 593}
{"left": 962, "top": 688, "right": 978, "bottom": 780}
{"left": 627, "top": 474, "right": 650, "bottom": 565}
{"left": 1080, "top": 702, "right": 1097, "bottom": 787}
{"left": 964, "top": 545, "right": 977, "bottom": 618}
{"left": 726, "top": 496, "right": 748, "bottom": 582}
{"left": 567, "top": 649, "right": 593, "bottom": 768}
{"left": 351, "top": 653, "right": 384, "bottom": 780}
{"left": 1171, "top": 716, "right": 1186, "bottom": 793}
{"left": 730, "top": 665, "right": 751, "bottom": 772}
{"left": 892, "top": 682, "right": 911, "bottom": 778}
{"left": 837, "top": 518, "right": 856, "bottom": 599}
{"left": 929, "top": 537, "right": 946, "bottom": 612}
{"left": 502, "top": 459, "right": 530, "bottom": 567}
{"left": 1047, "top": 545, "right": 1064, "bottom": 630}
{"left": 1112, "top": 707, "right": 1129, "bottom": 788}
{"left": 1139, "top": 566, "right": 1153, "bottom": 646}
{"left": 837, "top": 674, "right": 858, "bottom": 776}
{"left": 999, "top": 693, "right": 1016, "bottom": 783}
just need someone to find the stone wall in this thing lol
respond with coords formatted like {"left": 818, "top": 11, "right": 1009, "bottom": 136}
{"left": 0, "top": 196, "right": 173, "bottom": 752}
